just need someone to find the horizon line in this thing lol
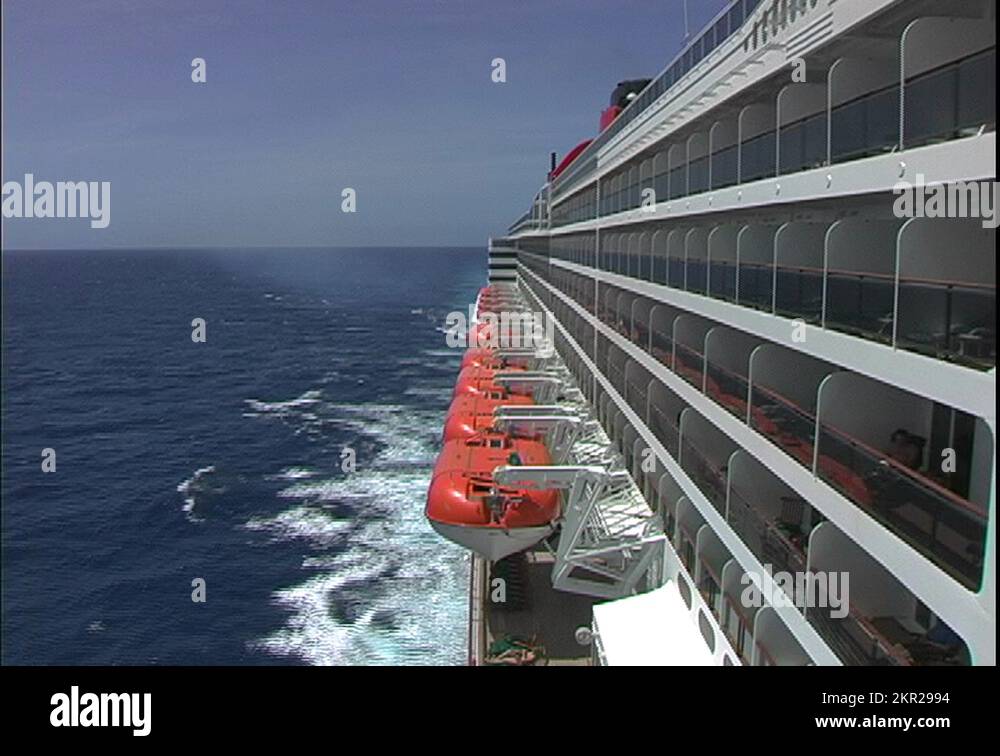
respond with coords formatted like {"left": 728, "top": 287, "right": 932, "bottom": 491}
{"left": 1, "top": 243, "right": 490, "bottom": 252}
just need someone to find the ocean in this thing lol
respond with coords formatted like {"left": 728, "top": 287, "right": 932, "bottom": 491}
{"left": 1, "top": 247, "right": 484, "bottom": 665}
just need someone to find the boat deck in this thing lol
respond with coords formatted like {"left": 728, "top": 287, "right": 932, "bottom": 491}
{"left": 475, "top": 549, "right": 599, "bottom": 666}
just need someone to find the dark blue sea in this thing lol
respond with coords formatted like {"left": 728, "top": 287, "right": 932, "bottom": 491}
{"left": 2, "top": 247, "right": 484, "bottom": 665}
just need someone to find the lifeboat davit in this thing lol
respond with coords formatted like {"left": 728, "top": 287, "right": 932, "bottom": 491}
{"left": 461, "top": 348, "right": 531, "bottom": 371}
{"left": 452, "top": 364, "right": 528, "bottom": 398}
{"left": 426, "top": 432, "right": 560, "bottom": 560}
{"left": 443, "top": 392, "right": 533, "bottom": 442}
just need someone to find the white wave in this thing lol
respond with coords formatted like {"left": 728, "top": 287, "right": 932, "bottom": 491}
{"left": 244, "top": 389, "right": 322, "bottom": 414}
{"left": 177, "top": 465, "right": 216, "bottom": 518}
{"left": 249, "top": 475, "right": 468, "bottom": 666}
{"left": 244, "top": 506, "right": 352, "bottom": 546}
{"left": 273, "top": 467, "right": 317, "bottom": 481}
{"left": 249, "top": 401, "right": 467, "bottom": 666}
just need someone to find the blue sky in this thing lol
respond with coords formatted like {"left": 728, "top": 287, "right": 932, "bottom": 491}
{"left": 2, "top": 0, "right": 727, "bottom": 248}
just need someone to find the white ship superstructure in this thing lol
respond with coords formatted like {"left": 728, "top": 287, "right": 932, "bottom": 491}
{"left": 490, "top": 0, "right": 996, "bottom": 665}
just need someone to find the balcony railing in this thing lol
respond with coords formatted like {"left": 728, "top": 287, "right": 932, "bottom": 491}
{"left": 649, "top": 403, "right": 680, "bottom": 458}
{"left": 706, "top": 360, "right": 749, "bottom": 419}
{"left": 722, "top": 594, "right": 754, "bottom": 664}
{"left": 673, "top": 342, "right": 704, "bottom": 389}
{"left": 816, "top": 424, "right": 987, "bottom": 590}
{"left": 551, "top": 260, "right": 990, "bottom": 590}
{"left": 587, "top": 253, "right": 996, "bottom": 369}
{"left": 749, "top": 384, "right": 818, "bottom": 468}
{"left": 726, "top": 486, "right": 808, "bottom": 580}
{"left": 650, "top": 328, "right": 674, "bottom": 369}
{"left": 680, "top": 436, "right": 727, "bottom": 516}
{"left": 807, "top": 604, "right": 913, "bottom": 667}
{"left": 548, "top": 47, "right": 994, "bottom": 223}
{"left": 698, "top": 561, "right": 722, "bottom": 618}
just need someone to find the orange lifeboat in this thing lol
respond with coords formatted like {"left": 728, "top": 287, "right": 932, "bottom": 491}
{"left": 433, "top": 430, "right": 550, "bottom": 478}
{"left": 461, "top": 348, "right": 504, "bottom": 370}
{"left": 452, "top": 364, "right": 528, "bottom": 399}
{"left": 461, "top": 348, "right": 531, "bottom": 371}
{"left": 443, "top": 391, "right": 533, "bottom": 442}
{"left": 426, "top": 437, "right": 560, "bottom": 560}
{"left": 471, "top": 320, "right": 517, "bottom": 341}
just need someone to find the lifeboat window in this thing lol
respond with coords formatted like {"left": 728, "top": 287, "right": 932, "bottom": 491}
{"left": 471, "top": 483, "right": 491, "bottom": 494}
{"left": 489, "top": 392, "right": 502, "bottom": 399}
{"left": 489, "top": 439, "right": 503, "bottom": 448}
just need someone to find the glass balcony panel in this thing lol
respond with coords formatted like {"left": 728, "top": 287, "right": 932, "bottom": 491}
{"left": 654, "top": 172, "right": 669, "bottom": 203}
{"left": 668, "top": 257, "right": 685, "bottom": 288}
{"left": 668, "top": 166, "right": 686, "bottom": 199}
{"left": 824, "top": 271, "right": 895, "bottom": 341}
{"left": 726, "top": 486, "right": 808, "bottom": 578}
{"left": 815, "top": 424, "right": 987, "bottom": 590}
{"left": 774, "top": 266, "right": 823, "bottom": 321}
{"left": 652, "top": 254, "right": 668, "bottom": 284}
{"left": 711, "top": 144, "right": 738, "bottom": 188}
{"left": 674, "top": 342, "right": 704, "bottom": 388}
{"left": 896, "top": 280, "right": 996, "bottom": 368}
{"left": 705, "top": 360, "right": 748, "bottom": 418}
{"left": 958, "top": 49, "right": 996, "bottom": 131}
{"left": 748, "top": 384, "right": 816, "bottom": 469}
{"left": 680, "top": 437, "right": 727, "bottom": 515}
{"left": 689, "top": 155, "right": 710, "bottom": 194}
{"left": 687, "top": 260, "right": 708, "bottom": 295}
{"left": 740, "top": 131, "right": 776, "bottom": 182}
{"left": 650, "top": 328, "right": 674, "bottom": 370}
{"left": 906, "top": 66, "right": 959, "bottom": 146}
{"left": 708, "top": 261, "right": 737, "bottom": 302}
{"left": 737, "top": 262, "right": 773, "bottom": 310}
{"left": 649, "top": 403, "right": 680, "bottom": 457}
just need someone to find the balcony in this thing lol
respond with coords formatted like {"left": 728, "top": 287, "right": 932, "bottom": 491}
{"left": 815, "top": 424, "right": 987, "bottom": 589}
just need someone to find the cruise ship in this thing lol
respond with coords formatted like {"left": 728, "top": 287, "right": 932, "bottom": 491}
{"left": 429, "top": 0, "right": 996, "bottom": 666}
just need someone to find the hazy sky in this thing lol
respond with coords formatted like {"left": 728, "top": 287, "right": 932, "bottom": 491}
{"left": 2, "top": 0, "right": 727, "bottom": 249}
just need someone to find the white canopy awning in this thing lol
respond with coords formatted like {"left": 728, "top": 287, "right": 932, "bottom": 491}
{"left": 592, "top": 581, "right": 716, "bottom": 666}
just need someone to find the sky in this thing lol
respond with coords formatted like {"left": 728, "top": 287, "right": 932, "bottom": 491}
{"left": 2, "top": 0, "right": 728, "bottom": 249}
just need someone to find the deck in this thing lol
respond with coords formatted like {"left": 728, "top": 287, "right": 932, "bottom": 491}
{"left": 472, "top": 549, "right": 599, "bottom": 666}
